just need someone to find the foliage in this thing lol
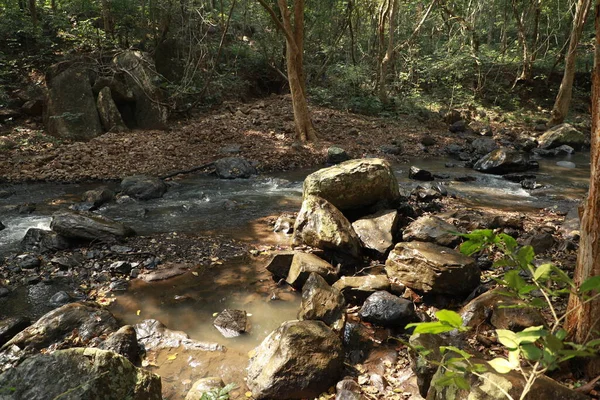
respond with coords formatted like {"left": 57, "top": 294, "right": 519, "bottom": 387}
{"left": 407, "top": 229, "right": 600, "bottom": 400}
{"left": 199, "top": 383, "right": 237, "bottom": 400}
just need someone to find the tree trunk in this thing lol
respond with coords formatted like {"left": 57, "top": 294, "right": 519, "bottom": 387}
{"left": 549, "top": 0, "right": 593, "bottom": 126}
{"left": 257, "top": 0, "right": 317, "bottom": 142}
{"left": 565, "top": 0, "right": 600, "bottom": 359}
{"left": 101, "top": 0, "right": 113, "bottom": 38}
{"left": 29, "top": 0, "right": 37, "bottom": 28}
{"left": 378, "top": 0, "right": 399, "bottom": 104}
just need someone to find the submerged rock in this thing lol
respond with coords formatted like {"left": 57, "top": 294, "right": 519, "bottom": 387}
{"left": 0, "top": 348, "right": 162, "bottom": 400}
{"left": 214, "top": 157, "right": 257, "bottom": 179}
{"left": 409, "top": 166, "right": 434, "bottom": 181}
{"left": 298, "top": 273, "right": 346, "bottom": 330}
{"left": 385, "top": 242, "right": 480, "bottom": 295}
{"left": 247, "top": 320, "right": 344, "bottom": 399}
{"left": 473, "top": 148, "right": 538, "bottom": 175}
{"left": 135, "top": 319, "right": 223, "bottom": 352}
{"left": 213, "top": 309, "right": 249, "bottom": 338}
{"left": 293, "top": 195, "right": 361, "bottom": 258}
{"left": 50, "top": 210, "right": 135, "bottom": 242}
{"left": 121, "top": 175, "right": 167, "bottom": 200}
{"left": 302, "top": 158, "right": 400, "bottom": 212}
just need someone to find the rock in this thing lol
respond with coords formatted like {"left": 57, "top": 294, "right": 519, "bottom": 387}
{"left": 302, "top": 158, "right": 400, "bottom": 212}
{"left": 336, "top": 379, "right": 362, "bottom": 400}
{"left": 220, "top": 144, "right": 242, "bottom": 154}
{"left": 50, "top": 254, "right": 82, "bottom": 269}
{"left": 121, "top": 175, "right": 167, "bottom": 200}
{"left": 213, "top": 309, "right": 249, "bottom": 338}
{"left": 411, "top": 185, "right": 443, "bottom": 202}
{"left": 50, "top": 210, "right": 135, "bottom": 242}
{"left": 109, "top": 261, "right": 133, "bottom": 274}
{"left": 460, "top": 290, "right": 545, "bottom": 331}
{"left": 380, "top": 144, "right": 402, "bottom": 155}
{"left": 293, "top": 195, "right": 361, "bottom": 258}
{"left": 538, "top": 123, "right": 586, "bottom": 150}
{"left": 359, "top": 291, "right": 416, "bottom": 328}
{"left": 525, "top": 233, "right": 555, "bottom": 254}
{"left": 247, "top": 320, "right": 344, "bottom": 399}
{"left": 45, "top": 62, "right": 103, "bottom": 140}
{"left": 185, "top": 377, "right": 225, "bottom": 400}
{"left": 385, "top": 242, "right": 480, "bottom": 295}
{"left": 113, "top": 50, "right": 168, "bottom": 129}
{"left": 421, "top": 136, "right": 436, "bottom": 146}
{"left": 97, "top": 86, "right": 128, "bottom": 132}
{"left": 92, "top": 76, "right": 135, "bottom": 102}
{"left": 441, "top": 109, "right": 462, "bottom": 124}
{"left": 0, "top": 221, "right": 4, "bottom": 231}
{"left": 352, "top": 209, "right": 399, "bottom": 256}
{"left": 555, "top": 144, "right": 575, "bottom": 154}
{"left": 557, "top": 160, "right": 576, "bottom": 168}
{"left": 409, "top": 166, "right": 434, "bottom": 181}
{"left": 402, "top": 215, "right": 460, "bottom": 247}
{"left": 427, "top": 359, "right": 587, "bottom": 400}
{"left": 273, "top": 215, "right": 294, "bottom": 234}
{"left": 471, "top": 137, "right": 498, "bottom": 156}
{"left": 449, "top": 120, "right": 467, "bottom": 133}
{"left": 0, "top": 287, "right": 9, "bottom": 298}
{"left": 332, "top": 275, "right": 391, "bottom": 304}
{"left": 82, "top": 186, "right": 115, "bottom": 209}
{"left": 327, "top": 146, "right": 350, "bottom": 164}
{"left": 16, "top": 254, "right": 41, "bottom": 269}
{"left": 286, "top": 252, "right": 338, "bottom": 289}
{"left": 21, "top": 99, "right": 43, "bottom": 116}
{"left": 0, "top": 317, "right": 30, "bottom": 347}
{"left": 503, "top": 173, "right": 537, "bottom": 183}
{"left": 299, "top": 273, "right": 346, "bottom": 330}
{"left": 265, "top": 251, "right": 295, "bottom": 280}
{"left": 2, "top": 302, "right": 118, "bottom": 352}
{"left": 49, "top": 291, "right": 72, "bottom": 306}
{"left": 138, "top": 263, "right": 189, "bottom": 282}
{"left": 473, "top": 148, "right": 538, "bottom": 174}
{"left": 99, "top": 325, "right": 140, "bottom": 364}
{"left": 213, "top": 157, "right": 257, "bottom": 179}
{"left": 409, "top": 333, "right": 446, "bottom": 397}
{"left": 135, "top": 319, "right": 223, "bottom": 352}
{"left": 0, "top": 348, "right": 162, "bottom": 400}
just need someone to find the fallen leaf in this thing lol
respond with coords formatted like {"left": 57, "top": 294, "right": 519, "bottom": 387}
{"left": 136, "top": 309, "right": 141, "bottom": 316}
{"left": 167, "top": 353, "right": 178, "bottom": 361}
{"left": 245, "top": 392, "right": 253, "bottom": 398}
{"left": 192, "top": 271, "right": 199, "bottom": 276}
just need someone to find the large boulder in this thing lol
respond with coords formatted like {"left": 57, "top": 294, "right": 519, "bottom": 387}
{"left": 50, "top": 210, "right": 135, "bottom": 242}
{"left": 113, "top": 51, "right": 168, "bottom": 129}
{"left": 2, "top": 302, "right": 118, "bottom": 353}
{"left": 473, "top": 148, "right": 538, "bottom": 175}
{"left": 121, "top": 175, "right": 167, "bottom": 200}
{"left": 332, "top": 275, "right": 391, "bottom": 303}
{"left": 303, "top": 158, "right": 400, "bottom": 212}
{"left": 213, "top": 157, "right": 257, "bottom": 179}
{"left": 538, "top": 123, "right": 586, "bottom": 150}
{"left": 293, "top": 195, "right": 361, "bottom": 258}
{"left": 352, "top": 209, "right": 399, "bottom": 256}
{"left": 45, "top": 62, "right": 103, "bottom": 141}
{"left": 298, "top": 273, "right": 346, "bottom": 330}
{"left": 286, "top": 252, "right": 338, "bottom": 289}
{"left": 402, "top": 215, "right": 460, "bottom": 248}
{"left": 359, "top": 290, "right": 416, "bottom": 328}
{"left": 247, "top": 320, "right": 344, "bottom": 399}
{"left": 97, "top": 86, "right": 128, "bottom": 132}
{"left": 19, "top": 228, "right": 71, "bottom": 253}
{"left": 385, "top": 242, "right": 480, "bottom": 295}
{"left": 0, "top": 348, "right": 162, "bottom": 400}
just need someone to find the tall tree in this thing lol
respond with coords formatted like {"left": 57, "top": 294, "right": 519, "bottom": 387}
{"left": 376, "top": 0, "right": 399, "bottom": 103}
{"left": 565, "top": 0, "right": 600, "bottom": 364}
{"left": 256, "top": 0, "right": 317, "bottom": 142}
{"left": 549, "top": 0, "right": 592, "bottom": 126}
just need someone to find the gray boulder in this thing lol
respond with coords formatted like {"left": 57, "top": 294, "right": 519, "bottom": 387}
{"left": 213, "top": 157, "right": 257, "bottom": 179}
{"left": 409, "top": 166, "right": 434, "bottom": 181}
{"left": 121, "top": 175, "right": 167, "bottom": 200}
{"left": 359, "top": 290, "right": 416, "bottom": 328}
{"left": 385, "top": 242, "right": 480, "bottom": 295}
{"left": 45, "top": 62, "right": 103, "bottom": 141}
{"left": 471, "top": 137, "right": 498, "bottom": 156}
{"left": 50, "top": 210, "right": 135, "bottom": 242}
{"left": 402, "top": 215, "right": 460, "bottom": 247}
{"left": 352, "top": 209, "right": 399, "bottom": 256}
{"left": 299, "top": 273, "right": 346, "bottom": 330}
{"left": 538, "top": 123, "right": 586, "bottom": 150}
{"left": 113, "top": 51, "right": 168, "bottom": 129}
{"left": 303, "top": 158, "right": 400, "bottom": 212}
{"left": 473, "top": 148, "right": 538, "bottom": 174}
{"left": 19, "top": 228, "right": 69, "bottom": 254}
{"left": 286, "top": 252, "right": 338, "bottom": 289}
{"left": 82, "top": 186, "right": 115, "bottom": 209}
{"left": 293, "top": 195, "right": 361, "bottom": 258}
{"left": 332, "top": 275, "right": 391, "bottom": 303}
{"left": 327, "top": 146, "right": 350, "bottom": 164}
{"left": 247, "top": 320, "right": 344, "bottom": 399}
{"left": 97, "top": 86, "right": 128, "bottom": 132}
{"left": 0, "top": 348, "right": 162, "bottom": 400}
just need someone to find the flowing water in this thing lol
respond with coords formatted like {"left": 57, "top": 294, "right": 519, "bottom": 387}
{"left": 0, "top": 153, "right": 591, "bottom": 398}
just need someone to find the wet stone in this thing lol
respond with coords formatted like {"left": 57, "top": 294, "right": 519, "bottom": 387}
{"left": 16, "top": 254, "right": 40, "bottom": 270}
{"left": 0, "top": 316, "right": 30, "bottom": 347}
{"left": 49, "top": 291, "right": 72, "bottom": 307}
{"left": 327, "top": 146, "right": 350, "bottom": 164}
{"left": 409, "top": 166, "right": 434, "bottom": 181}
{"left": 0, "top": 287, "right": 9, "bottom": 297}
{"left": 213, "top": 309, "right": 249, "bottom": 338}
{"left": 109, "top": 280, "right": 129, "bottom": 291}
{"left": 109, "top": 261, "right": 133, "bottom": 274}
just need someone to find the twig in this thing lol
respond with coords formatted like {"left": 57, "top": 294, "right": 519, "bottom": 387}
{"left": 159, "top": 162, "right": 215, "bottom": 180}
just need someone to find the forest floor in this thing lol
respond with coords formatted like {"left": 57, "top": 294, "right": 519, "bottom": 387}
{"left": 0, "top": 94, "right": 503, "bottom": 182}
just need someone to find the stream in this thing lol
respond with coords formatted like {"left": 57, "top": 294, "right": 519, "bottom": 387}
{"left": 0, "top": 152, "right": 590, "bottom": 398}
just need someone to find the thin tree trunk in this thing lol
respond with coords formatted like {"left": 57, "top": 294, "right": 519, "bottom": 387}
{"left": 29, "top": 0, "right": 37, "bottom": 28}
{"left": 378, "top": 0, "right": 399, "bottom": 103}
{"left": 549, "top": 0, "right": 593, "bottom": 126}
{"left": 348, "top": 0, "right": 357, "bottom": 65}
{"left": 565, "top": 0, "right": 600, "bottom": 372}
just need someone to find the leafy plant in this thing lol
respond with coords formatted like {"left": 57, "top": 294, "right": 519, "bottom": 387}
{"left": 200, "top": 383, "right": 237, "bottom": 400}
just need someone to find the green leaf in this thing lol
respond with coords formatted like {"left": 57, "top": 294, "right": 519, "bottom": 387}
{"left": 533, "top": 263, "right": 553, "bottom": 281}
{"left": 544, "top": 334, "right": 564, "bottom": 353}
{"left": 521, "top": 344, "right": 543, "bottom": 360}
{"left": 453, "top": 376, "right": 470, "bottom": 390}
{"left": 497, "top": 233, "right": 517, "bottom": 251}
{"left": 585, "top": 338, "right": 600, "bottom": 348}
{"left": 516, "top": 245, "right": 535, "bottom": 267}
{"left": 436, "top": 310, "right": 464, "bottom": 328}
{"left": 488, "top": 358, "right": 514, "bottom": 374}
{"left": 551, "top": 265, "right": 575, "bottom": 287}
{"left": 529, "top": 298, "right": 547, "bottom": 308}
{"left": 555, "top": 329, "right": 568, "bottom": 341}
{"left": 580, "top": 275, "right": 600, "bottom": 294}
{"left": 504, "top": 270, "right": 527, "bottom": 290}
{"left": 518, "top": 285, "right": 538, "bottom": 295}
{"left": 405, "top": 321, "right": 456, "bottom": 334}
{"left": 441, "top": 346, "right": 473, "bottom": 360}
{"left": 460, "top": 240, "right": 483, "bottom": 256}
{"left": 497, "top": 329, "right": 519, "bottom": 350}
{"left": 516, "top": 326, "right": 547, "bottom": 344}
